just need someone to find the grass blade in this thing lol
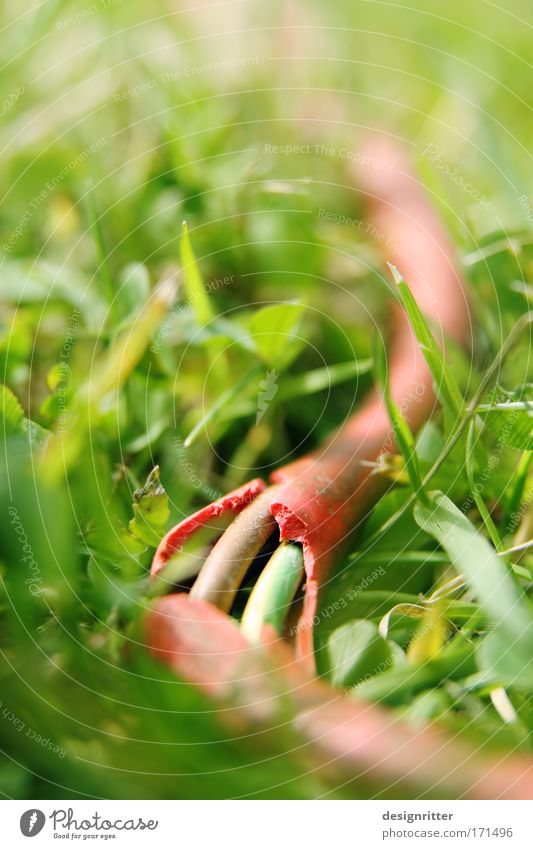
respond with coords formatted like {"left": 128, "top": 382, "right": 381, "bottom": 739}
{"left": 389, "top": 262, "right": 464, "bottom": 420}
{"left": 184, "top": 363, "right": 262, "bottom": 447}
{"left": 180, "top": 221, "right": 228, "bottom": 384}
{"left": 414, "top": 490, "right": 533, "bottom": 686}
{"left": 180, "top": 221, "right": 214, "bottom": 327}
{"left": 85, "top": 180, "right": 115, "bottom": 313}
{"left": 374, "top": 335, "right": 428, "bottom": 503}
{"left": 466, "top": 420, "right": 503, "bottom": 550}
{"left": 219, "top": 359, "right": 373, "bottom": 421}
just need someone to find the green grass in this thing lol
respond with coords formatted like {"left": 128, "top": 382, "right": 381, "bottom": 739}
{"left": 1, "top": 0, "right": 532, "bottom": 800}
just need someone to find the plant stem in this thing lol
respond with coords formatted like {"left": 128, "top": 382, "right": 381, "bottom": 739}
{"left": 362, "top": 312, "right": 533, "bottom": 550}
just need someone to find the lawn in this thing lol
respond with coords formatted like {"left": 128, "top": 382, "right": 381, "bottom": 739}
{"left": 0, "top": 0, "right": 532, "bottom": 799}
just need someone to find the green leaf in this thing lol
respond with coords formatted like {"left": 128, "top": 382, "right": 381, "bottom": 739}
{"left": 326, "top": 619, "right": 398, "bottom": 689}
{"left": 0, "top": 387, "right": 47, "bottom": 448}
{"left": 414, "top": 490, "right": 533, "bottom": 687}
{"left": 0, "top": 384, "right": 24, "bottom": 436}
{"left": 479, "top": 385, "right": 533, "bottom": 451}
{"left": 281, "top": 358, "right": 372, "bottom": 398}
{"left": 128, "top": 466, "right": 170, "bottom": 547}
{"left": 352, "top": 638, "right": 477, "bottom": 705}
{"left": 1, "top": 259, "right": 105, "bottom": 328}
{"left": 403, "top": 689, "right": 452, "bottom": 722}
{"left": 247, "top": 303, "right": 305, "bottom": 368}
{"left": 390, "top": 263, "right": 464, "bottom": 420}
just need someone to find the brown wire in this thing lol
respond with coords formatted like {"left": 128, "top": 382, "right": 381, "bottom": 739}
{"left": 189, "top": 485, "right": 281, "bottom": 612}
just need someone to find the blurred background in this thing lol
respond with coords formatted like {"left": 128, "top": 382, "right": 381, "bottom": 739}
{"left": 0, "top": 0, "right": 532, "bottom": 799}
